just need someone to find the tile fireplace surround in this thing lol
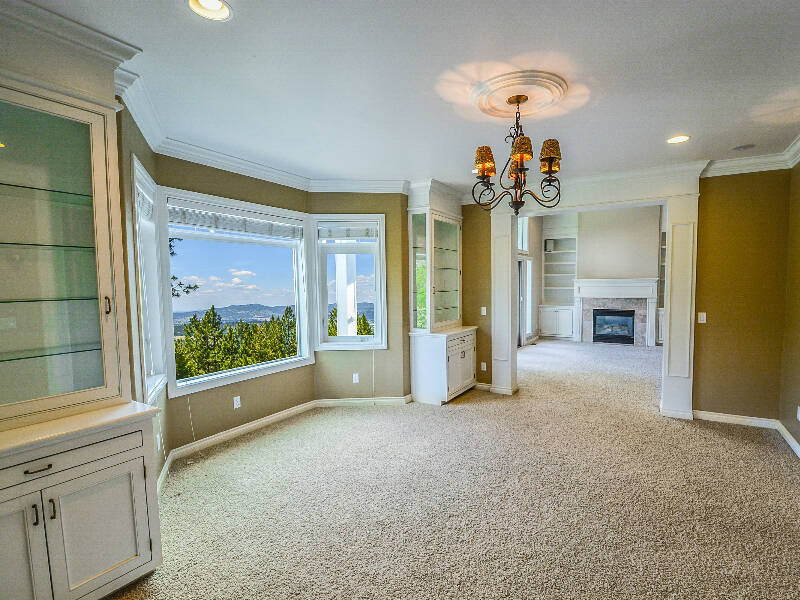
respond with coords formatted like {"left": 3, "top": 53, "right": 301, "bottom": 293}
{"left": 573, "top": 279, "right": 658, "bottom": 347}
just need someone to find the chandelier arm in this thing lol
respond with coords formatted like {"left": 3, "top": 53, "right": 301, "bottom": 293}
{"left": 520, "top": 177, "right": 562, "bottom": 208}
{"left": 471, "top": 180, "right": 500, "bottom": 211}
{"left": 498, "top": 156, "right": 516, "bottom": 190}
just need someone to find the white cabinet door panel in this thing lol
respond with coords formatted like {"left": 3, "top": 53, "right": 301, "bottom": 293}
{"left": 447, "top": 350, "right": 459, "bottom": 394}
{"left": 540, "top": 309, "right": 557, "bottom": 336}
{"left": 557, "top": 309, "right": 573, "bottom": 337}
{"left": 0, "top": 491, "right": 52, "bottom": 600}
{"left": 43, "top": 458, "right": 151, "bottom": 600}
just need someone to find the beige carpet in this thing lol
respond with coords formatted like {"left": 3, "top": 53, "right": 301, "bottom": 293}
{"left": 113, "top": 340, "right": 800, "bottom": 600}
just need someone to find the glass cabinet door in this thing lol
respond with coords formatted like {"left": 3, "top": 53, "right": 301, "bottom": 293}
{"left": 411, "top": 213, "right": 428, "bottom": 329}
{"left": 432, "top": 216, "right": 460, "bottom": 327}
{"left": 0, "top": 97, "right": 110, "bottom": 406}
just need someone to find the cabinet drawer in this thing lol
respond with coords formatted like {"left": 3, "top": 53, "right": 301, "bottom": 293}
{"left": 0, "top": 431, "right": 142, "bottom": 490}
{"left": 446, "top": 332, "right": 475, "bottom": 351}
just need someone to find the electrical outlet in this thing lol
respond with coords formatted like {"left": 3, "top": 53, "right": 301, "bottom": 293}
{"left": 233, "top": 395, "right": 241, "bottom": 409}
{"left": 797, "top": 405, "right": 800, "bottom": 422}
{"left": 697, "top": 312, "right": 707, "bottom": 324}
{"left": 352, "top": 373, "right": 359, "bottom": 383}
{"left": 481, "top": 306, "right": 487, "bottom": 316}
{"left": 480, "top": 362, "right": 487, "bottom": 371}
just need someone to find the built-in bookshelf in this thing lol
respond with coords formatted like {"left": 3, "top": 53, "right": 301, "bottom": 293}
{"left": 542, "top": 236, "right": 577, "bottom": 306}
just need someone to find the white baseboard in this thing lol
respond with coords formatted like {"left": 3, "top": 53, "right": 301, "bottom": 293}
{"left": 474, "top": 383, "right": 491, "bottom": 391}
{"left": 315, "top": 394, "right": 411, "bottom": 407}
{"left": 660, "top": 408, "right": 694, "bottom": 420}
{"left": 156, "top": 395, "right": 412, "bottom": 494}
{"left": 693, "top": 410, "right": 775, "bottom": 428}
{"left": 693, "top": 410, "right": 800, "bottom": 460}
{"left": 490, "top": 385, "right": 516, "bottom": 395}
{"left": 775, "top": 421, "right": 800, "bottom": 460}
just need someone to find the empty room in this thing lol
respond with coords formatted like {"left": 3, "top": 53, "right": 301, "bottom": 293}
{"left": 0, "top": 1, "right": 798, "bottom": 599}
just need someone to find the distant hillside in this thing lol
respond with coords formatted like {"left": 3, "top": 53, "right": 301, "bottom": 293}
{"left": 173, "top": 302, "right": 374, "bottom": 336}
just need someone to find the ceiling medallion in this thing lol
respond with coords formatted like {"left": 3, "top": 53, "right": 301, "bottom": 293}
{"left": 470, "top": 70, "right": 568, "bottom": 118}
{"left": 472, "top": 95, "right": 562, "bottom": 215}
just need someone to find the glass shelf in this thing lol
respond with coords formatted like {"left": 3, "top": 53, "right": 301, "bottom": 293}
{"left": 0, "top": 181, "right": 92, "bottom": 199}
{"left": 0, "top": 241, "right": 94, "bottom": 250}
{"left": 0, "top": 342, "right": 101, "bottom": 364}
{"left": 0, "top": 297, "right": 97, "bottom": 304}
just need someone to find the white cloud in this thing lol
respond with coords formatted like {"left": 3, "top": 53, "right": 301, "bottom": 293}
{"left": 208, "top": 276, "right": 221, "bottom": 281}
{"left": 231, "top": 277, "right": 242, "bottom": 284}
{"left": 229, "top": 269, "right": 256, "bottom": 277}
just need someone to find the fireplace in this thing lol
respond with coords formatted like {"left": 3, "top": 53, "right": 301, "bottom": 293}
{"left": 593, "top": 309, "right": 635, "bottom": 345}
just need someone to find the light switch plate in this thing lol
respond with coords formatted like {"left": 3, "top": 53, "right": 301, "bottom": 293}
{"left": 481, "top": 306, "right": 487, "bottom": 316}
{"left": 697, "top": 312, "right": 706, "bottom": 324}
{"left": 233, "top": 396, "right": 241, "bottom": 409}
{"left": 480, "top": 362, "right": 487, "bottom": 371}
{"left": 352, "top": 373, "right": 359, "bottom": 383}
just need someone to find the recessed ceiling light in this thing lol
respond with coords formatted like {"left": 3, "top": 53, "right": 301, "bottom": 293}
{"left": 666, "top": 135, "right": 691, "bottom": 144}
{"left": 188, "top": 0, "right": 231, "bottom": 21}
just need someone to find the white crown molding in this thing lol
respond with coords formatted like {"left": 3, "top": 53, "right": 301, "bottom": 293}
{"left": 0, "top": 0, "right": 140, "bottom": 65}
{"left": 157, "top": 137, "right": 312, "bottom": 191}
{"left": 702, "top": 133, "right": 800, "bottom": 177}
{"left": 115, "top": 68, "right": 166, "bottom": 150}
{"left": 309, "top": 180, "right": 410, "bottom": 194}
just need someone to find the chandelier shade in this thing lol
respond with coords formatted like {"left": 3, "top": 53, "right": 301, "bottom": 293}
{"left": 474, "top": 145, "right": 495, "bottom": 169}
{"left": 510, "top": 135, "right": 533, "bottom": 162}
{"left": 469, "top": 95, "right": 562, "bottom": 214}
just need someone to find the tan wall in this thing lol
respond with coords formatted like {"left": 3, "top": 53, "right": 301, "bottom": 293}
{"left": 779, "top": 163, "right": 800, "bottom": 440}
{"left": 694, "top": 170, "right": 790, "bottom": 418}
{"left": 308, "top": 193, "right": 410, "bottom": 398}
{"left": 577, "top": 206, "right": 660, "bottom": 279}
{"left": 117, "top": 108, "right": 411, "bottom": 468}
{"left": 462, "top": 205, "right": 492, "bottom": 384}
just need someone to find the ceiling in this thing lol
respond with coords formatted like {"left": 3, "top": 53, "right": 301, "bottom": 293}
{"left": 32, "top": 0, "right": 800, "bottom": 192}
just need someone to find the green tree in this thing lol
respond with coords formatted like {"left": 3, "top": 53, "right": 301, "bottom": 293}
{"left": 357, "top": 313, "right": 374, "bottom": 335}
{"left": 328, "top": 306, "right": 337, "bottom": 337}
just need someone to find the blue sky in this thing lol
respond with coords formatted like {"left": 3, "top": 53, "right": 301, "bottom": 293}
{"left": 170, "top": 237, "right": 376, "bottom": 313}
{"left": 170, "top": 237, "right": 296, "bottom": 312}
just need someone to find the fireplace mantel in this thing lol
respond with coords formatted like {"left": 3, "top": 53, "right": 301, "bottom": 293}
{"left": 573, "top": 278, "right": 658, "bottom": 346}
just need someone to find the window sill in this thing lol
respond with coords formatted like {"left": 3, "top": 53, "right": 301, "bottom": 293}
{"left": 168, "top": 354, "right": 315, "bottom": 398}
{"left": 316, "top": 341, "right": 387, "bottom": 351}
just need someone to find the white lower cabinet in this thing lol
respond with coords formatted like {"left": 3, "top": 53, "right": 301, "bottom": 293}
{"left": 411, "top": 326, "right": 477, "bottom": 405}
{"left": 539, "top": 306, "right": 574, "bottom": 338}
{"left": 0, "top": 403, "right": 161, "bottom": 600}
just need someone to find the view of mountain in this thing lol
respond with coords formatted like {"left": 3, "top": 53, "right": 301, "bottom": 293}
{"left": 173, "top": 303, "right": 374, "bottom": 336}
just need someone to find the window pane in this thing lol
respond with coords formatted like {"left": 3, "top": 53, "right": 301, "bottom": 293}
{"left": 169, "top": 235, "right": 298, "bottom": 380}
{"left": 326, "top": 253, "right": 375, "bottom": 337}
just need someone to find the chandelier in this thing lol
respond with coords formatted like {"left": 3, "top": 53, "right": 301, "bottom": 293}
{"left": 471, "top": 94, "right": 562, "bottom": 215}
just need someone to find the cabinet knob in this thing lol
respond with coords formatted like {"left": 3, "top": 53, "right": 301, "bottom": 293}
{"left": 23, "top": 463, "right": 52, "bottom": 475}
{"left": 32, "top": 504, "right": 39, "bottom": 526}
{"left": 49, "top": 498, "right": 57, "bottom": 520}
{"left": 104, "top": 296, "right": 112, "bottom": 315}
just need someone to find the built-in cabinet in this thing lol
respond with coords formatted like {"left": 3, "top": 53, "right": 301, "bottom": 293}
{"left": 0, "top": 406, "right": 161, "bottom": 600}
{"left": 409, "top": 184, "right": 477, "bottom": 404}
{"left": 0, "top": 77, "right": 160, "bottom": 599}
{"left": 539, "top": 215, "right": 578, "bottom": 338}
{"left": 0, "top": 81, "right": 131, "bottom": 426}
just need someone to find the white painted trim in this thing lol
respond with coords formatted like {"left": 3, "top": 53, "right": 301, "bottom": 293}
{"left": 702, "top": 133, "right": 800, "bottom": 177}
{"left": 314, "top": 395, "right": 412, "bottom": 407}
{"left": 0, "top": 0, "right": 141, "bottom": 64}
{"left": 776, "top": 421, "right": 800, "bottom": 460}
{"left": 692, "top": 410, "right": 777, "bottom": 429}
{"left": 574, "top": 278, "right": 658, "bottom": 299}
{"left": 156, "top": 395, "right": 412, "bottom": 494}
{"left": 660, "top": 408, "right": 694, "bottom": 420}
{"left": 490, "top": 386, "right": 516, "bottom": 395}
{"left": 309, "top": 180, "right": 410, "bottom": 194}
{"left": 157, "top": 137, "right": 312, "bottom": 191}
{"left": 0, "top": 66, "right": 122, "bottom": 112}
{"left": 115, "top": 69, "right": 166, "bottom": 150}
{"left": 474, "top": 383, "right": 491, "bottom": 391}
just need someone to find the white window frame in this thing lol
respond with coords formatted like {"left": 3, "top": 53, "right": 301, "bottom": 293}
{"left": 131, "top": 156, "right": 168, "bottom": 404}
{"left": 517, "top": 216, "right": 530, "bottom": 253}
{"left": 314, "top": 214, "right": 387, "bottom": 351}
{"left": 159, "top": 187, "right": 314, "bottom": 397}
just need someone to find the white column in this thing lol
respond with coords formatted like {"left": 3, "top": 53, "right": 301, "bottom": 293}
{"left": 335, "top": 253, "right": 357, "bottom": 336}
{"left": 646, "top": 297, "right": 657, "bottom": 347}
{"left": 491, "top": 207, "right": 518, "bottom": 395}
{"left": 660, "top": 194, "right": 699, "bottom": 419}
